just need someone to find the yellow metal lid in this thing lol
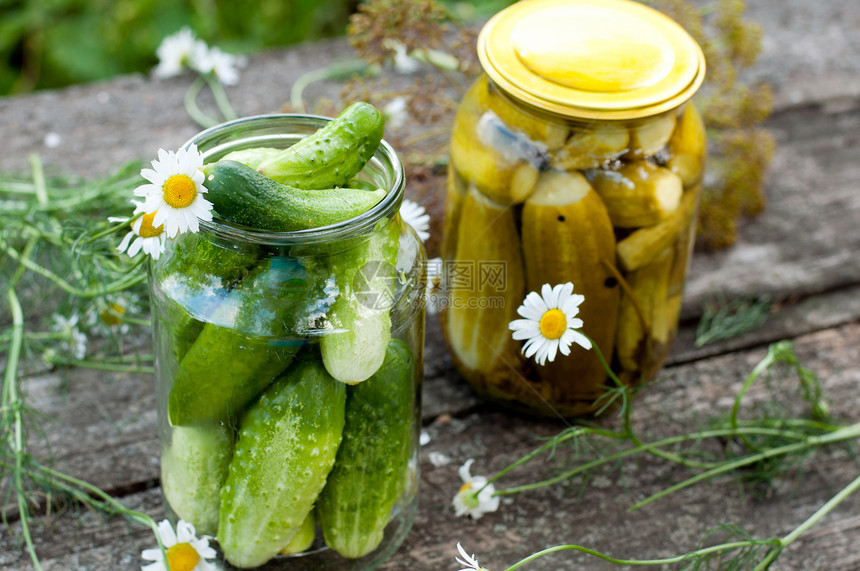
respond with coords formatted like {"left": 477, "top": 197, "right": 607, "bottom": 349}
{"left": 478, "top": 0, "right": 706, "bottom": 120}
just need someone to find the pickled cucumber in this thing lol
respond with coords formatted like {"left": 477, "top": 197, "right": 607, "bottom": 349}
{"left": 446, "top": 186, "right": 525, "bottom": 376}
{"left": 627, "top": 111, "right": 677, "bottom": 157}
{"left": 477, "top": 75, "right": 569, "bottom": 148}
{"left": 587, "top": 161, "right": 682, "bottom": 228}
{"left": 549, "top": 123, "right": 629, "bottom": 171}
{"left": 666, "top": 104, "right": 706, "bottom": 187}
{"left": 615, "top": 250, "right": 673, "bottom": 372}
{"left": 450, "top": 80, "right": 529, "bottom": 204}
{"left": 217, "top": 358, "right": 346, "bottom": 568}
{"left": 616, "top": 184, "right": 699, "bottom": 271}
{"left": 521, "top": 171, "right": 620, "bottom": 401}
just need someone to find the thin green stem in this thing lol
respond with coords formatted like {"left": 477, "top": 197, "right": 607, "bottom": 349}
{"left": 4, "top": 287, "right": 41, "bottom": 570}
{"left": 84, "top": 214, "right": 140, "bottom": 244}
{"left": 0, "top": 236, "right": 146, "bottom": 297}
{"left": 28, "top": 154, "right": 48, "bottom": 206}
{"left": 783, "top": 473, "right": 860, "bottom": 544}
{"left": 290, "top": 59, "right": 375, "bottom": 111}
{"left": 631, "top": 423, "right": 860, "bottom": 511}
{"left": 503, "top": 539, "right": 780, "bottom": 569}
{"left": 46, "top": 358, "right": 154, "bottom": 374}
{"left": 495, "top": 426, "right": 807, "bottom": 496}
{"left": 205, "top": 74, "right": 237, "bottom": 121}
{"left": 184, "top": 76, "right": 218, "bottom": 128}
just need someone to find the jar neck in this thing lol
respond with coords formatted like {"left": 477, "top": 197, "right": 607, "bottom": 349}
{"left": 181, "top": 114, "right": 404, "bottom": 248}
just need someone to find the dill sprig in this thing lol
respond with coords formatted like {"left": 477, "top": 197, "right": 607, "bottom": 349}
{"left": 1, "top": 156, "right": 156, "bottom": 567}
{"left": 646, "top": 0, "right": 776, "bottom": 250}
{"left": 475, "top": 340, "right": 858, "bottom": 570}
{"left": 695, "top": 293, "right": 773, "bottom": 347}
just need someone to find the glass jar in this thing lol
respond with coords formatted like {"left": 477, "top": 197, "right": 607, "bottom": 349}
{"left": 441, "top": 0, "right": 706, "bottom": 418}
{"left": 148, "top": 115, "right": 425, "bottom": 570}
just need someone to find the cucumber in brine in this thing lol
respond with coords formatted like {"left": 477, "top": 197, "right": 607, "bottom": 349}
{"left": 317, "top": 339, "right": 415, "bottom": 558}
{"left": 217, "top": 358, "right": 346, "bottom": 569}
{"left": 320, "top": 217, "right": 400, "bottom": 384}
{"left": 160, "top": 422, "right": 233, "bottom": 536}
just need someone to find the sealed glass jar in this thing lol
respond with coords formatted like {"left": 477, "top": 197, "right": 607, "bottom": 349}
{"left": 148, "top": 115, "right": 424, "bottom": 569}
{"left": 441, "top": 0, "right": 706, "bottom": 417}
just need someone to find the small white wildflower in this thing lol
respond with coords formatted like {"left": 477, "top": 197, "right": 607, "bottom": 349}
{"left": 419, "top": 430, "right": 431, "bottom": 446}
{"left": 400, "top": 199, "right": 430, "bottom": 242}
{"left": 134, "top": 145, "right": 212, "bottom": 238}
{"left": 117, "top": 202, "right": 168, "bottom": 260}
{"left": 51, "top": 313, "right": 88, "bottom": 360}
{"left": 508, "top": 282, "right": 591, "bottom": 366}
{"left": 453, "top": 459, "right": 500, "bottom": 519}
{"left": 456, "top": 542, "right": 490, "bottom": 571}
{"left": 141, "top": 519, "right": 216, "bottom": 571}
{"left": 85, "top": 293, "right": 140, "bottom": 336}
{"left": 383, "top": 96, "right": 409, "bottom": 130}
{"left": 153, "top": 27, "right": 208, "bottom": 79}
{"left": 195, "top": 46, "right": 246, "bottom": 86}
{"left": 424, "top": 257, "right": 443, "bottom": 315}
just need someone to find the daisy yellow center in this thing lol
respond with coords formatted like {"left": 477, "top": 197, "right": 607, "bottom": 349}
{"left": 138, "top": 211, "right": 164, "bottom": 238}
{"left": 100, "top": 302, "right": 125, "bottom": 326}
{"left": 539, "top": 309, "right": 567, "bottom": 340}
{"left": 166, "top": 542, "right": 199, "bottom": 571}
{"left": 163, "top": 174, "right": 197, "bottom": 208}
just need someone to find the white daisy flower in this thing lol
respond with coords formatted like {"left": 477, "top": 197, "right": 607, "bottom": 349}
{"left": 153, "top": 27, "right": 208, "bottom": 79}
{"left": 456, "top": 542, "right": 490, "bottom": 571}
{"left": 195, "top": 46, "right": 246, "bottom": 86}
{"left": 424, "top": 257, "right": 444, "bottom": 315}
{"left": 400, "top": 198, "right": 430, "bottom": 242}
{"left": 453, "top": 458, "right": 500, "bottom": 519}
{"left": 117, "top": 203, "right": 168, "bottom": 260}
{"left": 508, "top": 282, "right": 591, "bottom": 366}
{"left": 51, "top": 313, "right": 88, "bottom": 360}
{"left": 141, "top": 519, "right": 216, "bottom": 571}
{"left": 85, "top": 293, "right": 141, "bottom": 336}
{"left": 134, "top": 145, "right": 213, "bottom": 238}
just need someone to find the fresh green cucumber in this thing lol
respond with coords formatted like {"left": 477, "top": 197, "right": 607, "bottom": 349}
{"left": 153, "top": 231, "right": 260, "bottom": 363}
{"left": 203, "top": 160, "right": 386, "bottom": 232}
{"left": 221, "top": 146, "right": 282, "bottom": 170}
{"left": 317, "top": 339, "right": 415, "bottom": 558}
{"left": 168, "top": 260, "right": 305, "bottom": 427}
{"left": 320, "top": 217, "right": 400, "bottom": 384}
{"left": 280, "top": 511, "right": 316, "bottom": 555}
{"left": 217, "top": 358, "right": 346, "bottom": 568}
{"left": 257, "top": 102, "right": 385, "bottom": 189}
{"left": 160, "top": 422, "right": 233, "bottom": 536}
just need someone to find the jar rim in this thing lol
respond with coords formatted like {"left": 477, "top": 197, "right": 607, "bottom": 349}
{"left": 181, "top": 113, "right": 404, "bottom": 246}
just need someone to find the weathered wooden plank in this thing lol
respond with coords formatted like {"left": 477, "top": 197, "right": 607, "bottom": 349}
{"left": 669, "top": 283, "right": 860, "bottom": 365}
{"left": 3, "top": 322, "right": 859, "bottom": 570}
{"left": 681, "top": 95, "right": 860, "bottom": 315}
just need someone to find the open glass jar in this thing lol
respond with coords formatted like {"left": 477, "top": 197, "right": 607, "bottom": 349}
{"left": 441, "top": 0, "right": 706, "bottom": 418}
{"left": 148, "top": 115, "right": 424, "bottom": 569}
